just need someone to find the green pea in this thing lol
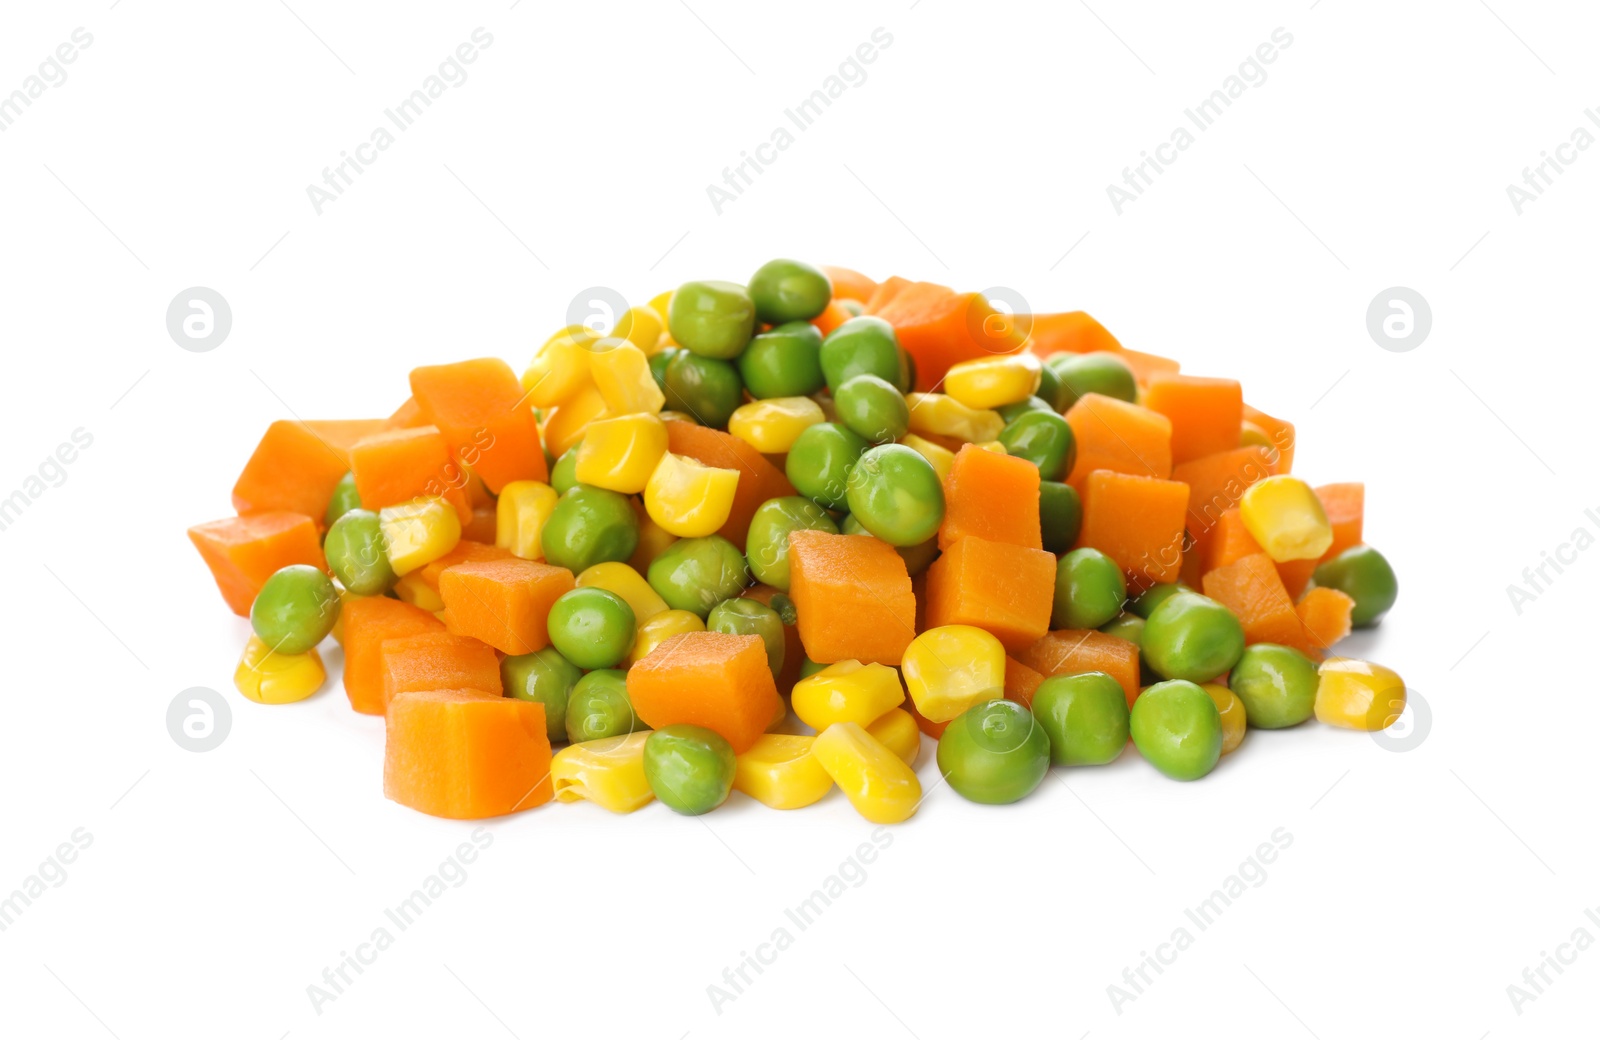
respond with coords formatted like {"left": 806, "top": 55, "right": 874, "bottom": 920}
{"left": 707, "top": 598, "right": 786, "bottom": 677}
{"left": 786, "top": 422, "right": 869, "bottom": 510}
{"left": 738, "top": 321, "right": 826, "bottom": 399}
{"left": 1053, "top": 547, "right": 1127, "bottom": 629}
{"left": 1049, "top": 351, "right": 1137, "bottom": 409}
{"left": 648, "top": 346, "right": 679, "bottom": 390}
{"left": 996, "top": 396, "right": 1055, "bottom": 425}
{"left": 547, "top": 587, "right": 636, "bottom": 670}
{"left": 999, "top": 410, "right": 1075, "bottom": 482}
{"left": 501, "top": 647, "right": 582, "bottom": 743}
{"left": 1142, "top": 591, "right": 1245, "bottom": 683}
{"left": 900, "top": 349, "right": 918, "bottom": 393}
{"left": 1099, "top": 613, "right": 1145, "bottom": 647}
{"left": 768, "top": 592, "right": 798, "bottom": 626}
{"left": 1039, "top": 481, "right": 1082, "bottom": 555}
{"left": 550, "top": 443, "right": 582, "bottom": 496}
{"left": 323, "top": 509, "right": 396, "bottom": 597}
{"left": 250, "top": 564, "right": 340, "bottom": 655}
{"left": 936, "top": 699, "right": 1051, "bottom": 804}
{"left": 841, "top": 515, "right": 938, "bottom": 576}
{"left": 799, "top": 656, "right": 827, "bottom": 679}
{"left": 1032, "top": 672, "right": 1130, "bottom": 766}
{"left": 1130, "top": 582, "right": 1190, "bottom": 619}
{"left": 644, "top": 724, "right": 736, "bottom": 815}
{"left": 1035, "top": 364, "right": 1065, "bottom": 412}
{"left": 647, "top": 535, "right": 750, "bottom": 618}
{"left": 1313, "top": 546, "right": 1398, "bottom": 627}
{"left": 844, "top": 444, "right": 945, "bottom": 547}
{"left": 1229, "top": 643, "right": 1318, "bottom": 728}
{"left": 748, "top": 259, "right": 832, "bottom": 324}
{"left": 662, "top": 351, "right": 743, "bottom": 428}
{"left": 324, "top": 471, "right": 361, "bottom": 526}
{"left": 667, "top": 280, "right": 755, "bottom": 359}
{"left": 565, "top": 669, "right": 642, "bottom": 744}
{"left": 541, "top": 486, "right": 639, "bottom": 573}
{"left": 820, "top": 316, "right": 906, "bottom": 391}
{"left": 834, "top": 374, "right": 910, "bottom": 444}
{"left": 1129, "top": 679, "right": 1222, "bottom": 781}
{"left": 745, "top": 496, "right": 838, "bottom": 590}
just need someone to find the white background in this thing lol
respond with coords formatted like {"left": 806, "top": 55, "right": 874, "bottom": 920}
{"left": 1, "top": 1, "right": 1595, "bottom": 1037}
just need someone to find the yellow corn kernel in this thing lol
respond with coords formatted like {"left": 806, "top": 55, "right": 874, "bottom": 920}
{"left": 587, "top": 340, "right": 667, "bottom": 415}
{"left": 496, "top": 480, "right": 559, "bottom": 560}
{"left": 943, "top": 352, "right": 1043, "bottom": 410}
{"left": 551, "top": 732, "right": 655, "bottom": 813}
{"left": 976, "top": 440, "right": 1008, "bottom": 454}
{"left": 905, "top": 393, "right": 1005, "bottom": 444}
{"left": 1239, "top": 474, "right": 1333, "bottom": 562}
{"left": 901, "top": 624, "right": 1006, "bottom": 723}
{"left": 728, "top": 397, "right": 826, "bottom": 454}
{"left": 900, "top": 434, "right": 956, "bottom": 483}
{"left": 575, "top": 412, "right": 668, "bottom": 494}
{"left": 791, "top": 660, "right": 906, "bottom": 730}
{"left": 1239, "top": 421, "right": 1273, "bottom": 451}
{"left": 627, "top": 609, "right": 704, "bottom": 666}
{"left": 542, "top": 382, "right": 608, "bottom": 458}
{"left": 647, "top": 289, "right": 675, "bottom": 326}
{"left": 628, "top": 506, "right": 679, "bottom": 573}
{"left": 379, "top": 497, "right": 462, "bottom": 576}
{"left": 734, "top": 734, "right": 834, "bottom": 809}
{"left": 644, "top": 452, "right": 739, "bottom": 537}
{"left": 811, "top": 722, "right": 922, "bottom": 824}
{"left": 615, "top": 305, "right": 666, "bottom": 356}
{"left": 393, "top": 572, "right": 445, "bottom": 612}
{"left": 234, "top": 635, "right": 325, "bottom": 704}
{"left": 1315, "top": 657, "right": 1406, "bottom": 731}
{"left": 522, "top": 330, "right": 595, "bottom": 408}
{"left": 866, "top": 708, "right": 922, "bottom": 767}
{"left": 577, "top": 561, "right": 669, "bottom": 623}
{"left": 1203, "top": 683, "right": 1247, "bottom": 755}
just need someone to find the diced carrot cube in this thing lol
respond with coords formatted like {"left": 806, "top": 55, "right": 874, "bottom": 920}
{"left": 940, "top": 443, "right": 1042, "bottom": 550}
{"left": 1290, "top": 587, "right": 1356, "bottom": 658}
{"left": 439, "top": 557, "right": 575, "bottom": 655}
{"left": 1276, "top": 558, "right": 1319, "bottom": 599}
{"left": 380, "top": 631, "right": 502, "bottom": 712}
{"left": 923, "top": 535, "right": 1055, "bottom": 653}
{"left": 664, "top": 419, "right": 795, "bottom": 550}
{"left": 232, "top": 419, "right": 388, "bottom": 521}
{"left": 1063, "top": 394, "right": 1173, "bottom": 492}
{"left": 811, "top": 298, "right": 854, "bottom": 336}
{"left": 384, "top": 689, "right": 552, "bottom": 819}
{"left": 626, "top": 631, "right": 780, "bottom": 753}
{"left": 1016, "top": 629, "right": 1141, "bottom": 708}
{"left": 463, "top": 504, "right": 498, "bottom": 544}
{"left": 821, "top": 265, "right": 877, "bottom": 303}
{"left": 387, "top": 397, "right": 428, "bottom": 429}
{"left": 409, "top": 358, "right": 548, "bottom": 493}
{"left": 1202, "top": 509, "right": 1261, "bottom": 574}
{"left": 788, "top": 530, "right": 916, "bottom": 667}
{"left": 863, "top": 275, "right": 911, "bottom": 314}
{"left": 416, "top": 540, "right": 515, "bottom": 595}
{"left": 1118, "top": 348, "right": 1181, "bottom": 386}
{"left": 1023, "top": 311, "right": 1122, "bottom": 357}
{"left": 342, "top": 597, "right": 447, "bottom": 715}
{"left": 1200, "top": 552, "right": 1301, "bottom": 646}
{"left": 349, "top": 426, "right": 472, "bottom": 522}
{"left": 869, "top": 281, "right": 1024, "bottom": 390}
{"left": 1076, "top": 471, "right": 1189, "bottom": 587}
{"left": 1003, "top": 656, "right": 1046, "bottom": 709}
{"left": 1316, "top": 482, "right": 1364, "bottom": 561}
{"left": 1243, "top": 403, "right": 1295, "bottom": 474}
{"left": 1143, "top": 374, "right": 1244, "bottom": 465}
{"left": 1171, "top": 446, "right": 1276, "bottom": 550}
{"left": 188, "top": 511, "right": 325, "bottom": 617}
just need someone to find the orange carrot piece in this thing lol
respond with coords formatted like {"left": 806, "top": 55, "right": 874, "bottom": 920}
{"left": 188, "top": 511, "right": 325, "bottom": 617}
{"left": 1316, "top": 482, "right": 1365, "bottom": 561}
{"left": 1277, "top": 558, "right": 1319, "bottom": 600}
{"left": 940, "top": 443, "right": 1042, "bottom": 550}
{"left": 821, "top": 265, "right": 878, "bottom": 303}
{"left": 1016, "top": 629, "right": 1142, "bottom": 708}
{"left": 1117, "top": 348, "right": 1182, "bottom": 386}
{"left": 1171, "top": 446, "right": 1276, "bottom": 550}
{"left": 232, "top": 419, "right": 387, "bottom": 521}
{"left": 1003, "top": 656, "right": 1046, "bottom": 709}
{"left": 1200, "top": 552, "right": 1301, "bottom": 647}
{"left": 463, "top": 504, "right": 498, "bottom": 544}
{"left": 409, "top": 358, "right": 548, "bottom": 493}
{"left": 417, "top": 540, "right": 514, "bottom": 594}
{"left": 439, "top": 557, "right": 575, "bottom": 655}
{"left": 869, "top": 282, "right": 1024, "bottom": 390}
{"left": 348, "top": 426, "right": 472, "bottom": 521}
{"left": 664, "top": 419, "right": 794, "bottom": 550}
{"left": 380, "top": 631, "right": 503, "bottom": 712}
{"left": 1063, "top": 393, "right": 1173, "bottom": 492}
{"left": 1243, "top": 403, "right": 1295, "bottom": 474}
{"left": 923, "top": 535, "right": 1055, "bottom": 653}
{"left": 386, "top": 396, "right": 428, "bottom": 429}
{"left": 1076, "top": 470, "right": 1190, "bottom": 587}
{"left": 626, "top": 631, "right": 781, "bottom": 753}
{"left": 1023, "top": 311, "right": 1122, "bottom": 357}
{"left": 1290, "top": 587, "right": 1355, "bottom": 658}
{"left": 788, "top": 530, "right": 916, "bottom": 666}
{"left": 863, "top": 275, "right": 911, "bottom": 314}
{"left": 342, "top": 597, "right": 447, "bottom": 715}
{"left": 1202, "top": 509, "right": 1261, "bottom": 574}
{"left": 384, "top": 689, "right": 552, "bottom": 819}
{"left": 1143, "top": 374, "right": 1244, "bottom": 465}
{"left": 811, "top": 299, "right": 854, "bottom": 336}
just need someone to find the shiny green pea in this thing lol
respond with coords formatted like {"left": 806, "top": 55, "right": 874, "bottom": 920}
{"left": 834, "top": 374, "right": 910, "bottom": 445}
{"left": 501, "top": 647, "right": 582, "bottom": 742}
{"left": 1049, "top": 351, "right": 1137, "bottom": 409}
{"left": 844, "top": 443, "right": 945, "bottom": 547}
{"left": 786, "top": 422, "right": 869, "bottom": 510}
{"left": 840, "top": 299, "right": 865, "bottom": 317}
{"left": 936, "top": 699, "right": 1051, "bottom": 804}
{"left": 1142, "top": 591, "right": 1245, "bottom": 683}
{"left": 647, "top": 535, "right": 750, "bottom": 618}
{"left": 541, "top": 485, "right": 639, "bottom": 573}
{"left": 745, "top": 496, "right": 838, "bottom": 590}
{"left": 799, "top": 656, "right": 827, "bottom": 679}
{"left": 749, "top": 259, "right": 832, "bottom": 324}
{"left": 1130, "top": 582, "right": 1190, "bottom": 619}
{"left": 250, "top": 564, "right": 340, "bottom": 655}
{"left": 565, "top": 669, "right": 643, "bottom": 744}
{"left": 707, "top": 598, "right": 786, "bottom": 677}
{"left": 662, "top": 351, "right": 743, "bottom": 428}
{"left": 1032, "top": 672, "right": 1129, "bottom": 766}
{"left": 999, "top": 410, "right": 1075, "bottom": 481}
{"left": 323, "top": 509, "right": 396, "bottom": 596}
{"left": 547, "top": 587, "right": 636, "bottom": 670}
{"left": 1229, "top": 643, "right": 1318, "bottom": 728}
{"left": 1039, "top": 481, "right": 1082, "bottom": 555}
{"left": 1099, "top": 612, "right": 1145, "bottom": 647}
{"left": 324, "top": 471, "right": 361, "bottom": 526}
{"left": 643, "top": 724, "right": 736, "bottom": 815}
{"left": 1053, "top": 547, "right": 1127, "bottom": 629}
{"left": 648, "top": 346, "right": 679, "bottom": 390}
{"left": 738, "top": 321, "right": 826, "bottom": 400}
{"left": 1130, "top": 679, "right": 1222, "bottom": 781}
{"left": 820, "top": 316, "right": 906, "bottom": 391}
{"left": 996, "top": 396, "right": 1055, "bottom": 425}
{"left": 550, "top": 443, "right": 582, "bottom": 496}
{"left": 1313, "top": 546, "right": 1398, "bottom": 627}
{"left": 1035, "top": 364, "right": 1065, "bottom": 412}
{"left": 667, "top": 280, "right": 755, "bottom": 359}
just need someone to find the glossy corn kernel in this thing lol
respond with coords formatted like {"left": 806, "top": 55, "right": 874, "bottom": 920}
{"left": 1239, "top": 421, "right": 1273, "bottom": 451}
{"left": 576, "top": 561, "right": 669, "bottom": 623}
{"left": 627, "top": 608, "right": 704, "bottom": 666}
{"left": 644, "top": 452, "right": 739, "bottom": 537}
{"left": 866, "top": 708, "right": 922, "bottom": 767}
{"left": 1315, "top": 657, "right": 1406, "bottom": 731}
{"left": 905, "top": 393, "right": 1005, "bottom": 444}
{"left": 728, "top": 397, "right": 826, "bottom": 454}
{"left": 575, "top": 412, "right": 668, "bottom": 494}
{"left": 1203, "top": 683, "right": 1247, "bottom": 755}
{"left": 734, "top": 734, "right": 834, "bottom": 809}
{"left": 900, "top": 434, "right": 956, "bottom": 483}
{"left": 393, "top": 572, "right": 445, "bottom": 612}
{"left": 234, "top": 635, "right": 325, "bottom": 704}
{"left": 1239, "top": 475, "right": 1333, "bottom": 562}
{"left": 943, "top": 352, "right": 1043, "bottom": 410}
{"left": 647, "top": 289, "right": 675, "bottom": 326}
{"left": 551, "top": 732, "right": 654, "bottom": 813}
{"left": 379, "top": 497, "right": 462, "bottom": 576}
{"left": 522, "top": 330, "right": 595, "bottom": 408}
{"left": 901, "top": 624, "right": 1006, "bottom": 723}
{"left": 791, "top": 660, "right": 906, "bottom": 730}
{"left": 976, "top": 440, "right": 1008, "bottom": 454}
{"left": 811, "top": 722, "right": 922, "bottom": 824}
{"left": 542, "top": 382, "right": 608, "bottom": 458}
{"left": 587, "top": 340, "right": 666, "bottom": 416}
{"left": 496, "top": 480, "right": 559, "bottom": 560}
{"left": 615, "top": 305, "right": 666, "bottom": 356}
